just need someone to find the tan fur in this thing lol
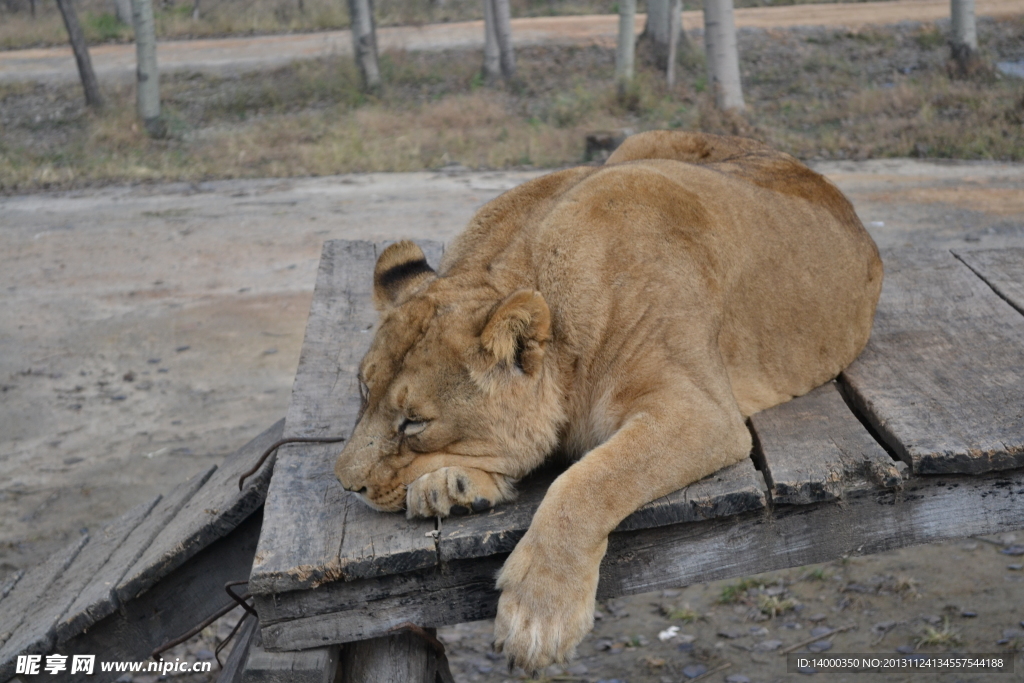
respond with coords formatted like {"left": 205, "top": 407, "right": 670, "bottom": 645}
{"left": 333, "top": 131, "right": 883, "bottom": 672}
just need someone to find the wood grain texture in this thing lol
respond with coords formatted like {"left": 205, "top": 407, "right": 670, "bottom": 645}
{"left": 0, "top": 496, "right": 159, "bottom": 675}
{"left": 21, "top": 512, "right": 263, "bottom": 683}
{"left": 258, "top": 467, "right": 1024, "bottom": 650}
{"left": 617, "top": 458, "right": 766, "bottom": 531}
{"left": 52, "top": 496, "right": 162, "bottom": 644}
{"left": 243, "top": 629, "right": 339, "bottom": 683}
{"left": 437, "top": 459, "right": 765, "bottom": 563}
{"left": 217, "top": 616, "right": 258, "bottom": 683}
{"left": 954, "top": 248, "right": 1024, "bottom": 317}
{"left": 0, "top": 570, "right": 24, "bottom": 605}
{"left": 340, "top": 631, "right": 445, "bottom": 683}
{"left": 842, "top": 247, "right": 1024, "bottom": 474}
{"left": 0, "top": 534, "right": 88, "bottom": 679}
{"left": 113, "top": 465, "right": 217, "bottom": 604}
{"left": 954, "top": 248, "right": 1024, "bottom": 316}
{"left": 256, "top": 557, "right": 505, "bottom": 651}
{"left": 252, "top": 241, "right": 442, "bottom": 596}
{"left": 599, "top": 466, "right": 1024, "bottom": 596}
{"left": 751, "top": 382, "right": 901, "bottom": 505}
{"left": 114, "top": 421, "right": 283, "bottom": 618}
{"left": 57, "top": 423, "right": 281, "bottom": 645}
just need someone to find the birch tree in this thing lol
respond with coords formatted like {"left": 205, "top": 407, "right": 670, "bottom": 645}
{"left": 482, "top": 0, "right": 501, "bottom": 82}
{"left": 55, "top": 0, "right": 103, "bottom": 108}
{"left": 703, "top": 0, "right": 744, "bottom": 110}
{"left": 641, "top": 0, "right": 689, "bottom": 72}
{"left": 615, "top": 0, "right": 636, "bottom": 95}
{"left": 131, "top": 0, "right": 164, "bottom": 135}
{"left": 348, "top": 0, "right": 381, "bottom": 92}
{"left": 112, "top": 0, "right": 132, "bottom": 25}
{"left": 665, "top": 0, "right": 682, "bottom": 87}
{"left": 482, "top": 0, "right": 515, "bottom": 81}
{"left": 492, "top": 0, "right": 515, "bottom": 80}
{"left": 949, "top": 0, "right": 979, "bottom": 76}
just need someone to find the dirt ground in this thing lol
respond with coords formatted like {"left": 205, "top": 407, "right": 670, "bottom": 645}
{"left": 3, "top": 158, "right": 1024, "bottom": 682}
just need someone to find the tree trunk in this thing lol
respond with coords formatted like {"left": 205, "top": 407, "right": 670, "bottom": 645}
{"left": 191, "top": 0, "right": 200, "bottom": 20}
{"left": 491, "top": 0, "right": 515, "bottom": 80}
{"left": 665, "top": 0, "right": 682, "bottom": 87}
{"left": 950, "top": 0, "right": 979, "bottom": 76}
{"left": 703, "top": 0, "right": 744, "bottom": 110}
{"left": 55, "top": 0, "right": 103, "bottom": 108}
{"left": 112, "top": 0, "right": 133, "bottom": 24}
{"left": 642, "top": 0, "right": 688, "bottom": 72}
{"left": 131, "top": 0, "right": 165, "bottom": 136}
{"left": 30, "top": 0, "right": 37, "bottom": 18}
{"left": 615, "top": 0, "right": 636, "bottom": 94}
{"left": 482, "top": 0, "right": 500, "bottom": 83}
{"left": 348, "top": 0, "right": 381, "bottom": 92}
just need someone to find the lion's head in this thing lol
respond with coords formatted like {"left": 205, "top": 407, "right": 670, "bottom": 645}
{"left": 334, "top": 241, "right": 565, "bottom": 515}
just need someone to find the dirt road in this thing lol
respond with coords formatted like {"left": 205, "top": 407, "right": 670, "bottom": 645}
{"left": 1, "top": 0, "right": 1021, "bottom": 83}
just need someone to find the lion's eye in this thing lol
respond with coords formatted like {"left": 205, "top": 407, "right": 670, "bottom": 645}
{"left": 400, "top": 418, "right": 428, "bottom": 437}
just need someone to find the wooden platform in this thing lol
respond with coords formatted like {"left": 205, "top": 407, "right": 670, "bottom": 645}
{"left": 249, "top": 242, "right": 1024, "bottom": 652}
{"left": 0, "top": 421, "right": 283, "bottom": 683}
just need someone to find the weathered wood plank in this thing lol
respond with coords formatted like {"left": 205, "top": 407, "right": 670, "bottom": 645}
{"left": 617, "top": 458, "right": 766, "bottom": 531}
{"left": 251, "top": 241, "right": 442, "bottom": 596}
{"left": 57, "top": 423, "right": 281, "bottom": 645}
{"left": 218, "top": 616, "right": 258, "bottom": 683}
{"left": 243, "top": 629, "right": 339, "bottom": 683}
{"left": 54, "top": 496, "right": 165, "bottom": 644}
{"left": 340, "top": 630, "right": 449, "bottom": 683}
{"left": 0, "top": 534, "right": 88, "bottom": 678}
{"left": 31, "top": 466, "right": 211, "bottom": 655}
{"left": 111, "top": 465, "right": 217, "bottom": 605}
{"left": 257, "top": 467, "right": 1024, "bottom": 650}
{"left": 953, "top": 247, "right": 1024, "bottom": 316}
{"left": 112, "top": 421, "right": 283, "bottom": 623}
{"left": 437, "top": 458, "right": 765, "bottom": 563}
{"left": 0, "top": 570, "right": 24, "bottom": 605}
{"left": 751, "top": 382, "right": 901, "bottom": 505}
{"left": 0, "top": 497, "right": 159, "bottom": 676}
{"left": 21, "top": 511, "right": 263, "bottom": 683}
{"left": 599, "top": 466, "right": 1024, "bottom": 596}
{"left": 842, "top": 247, "right": 1024, "bottom": 474}
{"left": 257, "top": 557, "right": 504, "bottom": 651}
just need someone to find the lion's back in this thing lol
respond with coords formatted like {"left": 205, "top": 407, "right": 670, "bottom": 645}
{"left": 443, "top": 131, "right": 883, "bottom": 416}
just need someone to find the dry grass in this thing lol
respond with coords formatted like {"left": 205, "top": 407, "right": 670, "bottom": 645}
{"left": 2, "top": 17, "right": 1023, "bottom": 193}
{"left": 916, "top": 618, "right": 963, "bottom": 649}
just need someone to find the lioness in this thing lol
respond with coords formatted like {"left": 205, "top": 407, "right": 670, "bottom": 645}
{"left": 334, "top": 130, "right": 882, "bottom": 671}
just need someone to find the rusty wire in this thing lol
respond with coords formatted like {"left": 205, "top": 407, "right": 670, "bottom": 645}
{"left": 237, "top": 436, "right": 347, "bottom": 491}
{"left": 151, "top": 580, "right": 256, "bottom": 667}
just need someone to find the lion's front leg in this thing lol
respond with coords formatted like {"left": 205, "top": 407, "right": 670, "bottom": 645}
{"left": 494, "top": 392, "right": 751, "bottom": 673}
{"left": 406, "top": 466, "right": 516, "bottom": 518}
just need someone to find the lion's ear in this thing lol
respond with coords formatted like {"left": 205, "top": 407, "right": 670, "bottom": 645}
{"left": 481, "top": 290, "right": 551, "bottom": 375}
{"left": 373, "top": 241, "right": 436, "bottom": 311}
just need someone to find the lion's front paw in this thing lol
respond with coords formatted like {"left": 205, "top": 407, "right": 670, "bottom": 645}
{"left": 405, "top": 466, "right": 513, "bottom": 518}
{"left": 493, "top": 535, "right": 606, "bottom": 673}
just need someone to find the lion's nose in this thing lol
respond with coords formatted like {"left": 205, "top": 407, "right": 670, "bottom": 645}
{"left": 335, "top": 460, "right": 367, "bottom": 494}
